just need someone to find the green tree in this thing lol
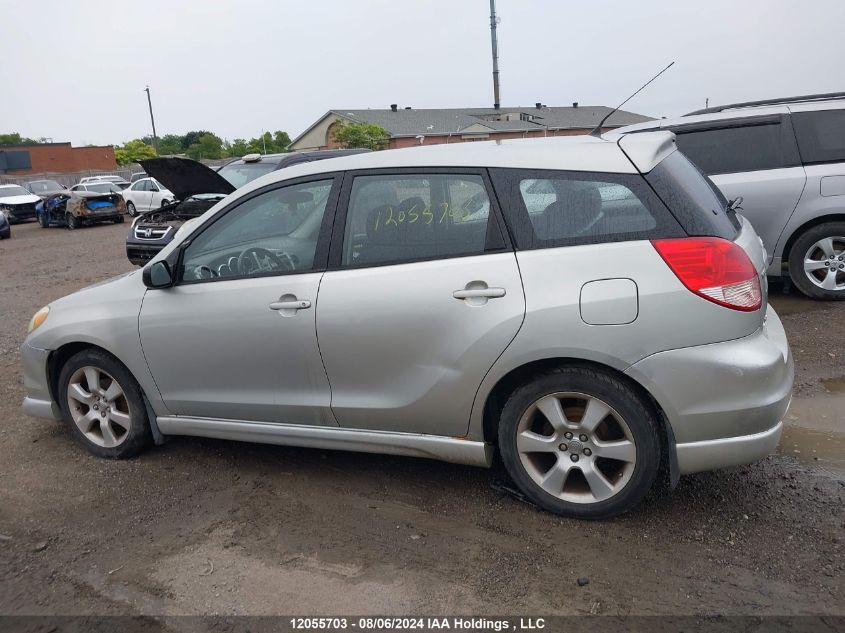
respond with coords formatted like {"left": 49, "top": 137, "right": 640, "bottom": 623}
{"left": 228, "top": 138, "right": 249, "bottom": 156}
{"left": 157, "top": 134, "right": 185, "bottom": 156}
{"left": 0, "top": 132, "right": 39, "bottom": 146}
{"left": 181, "top": 130, "right": 214, "bottom": 150}
{"left": 272, "top": 130, "right": 291, "bottom": 150}
{"left": 185, "top": 133, "right": 223, "bottom": 160}
{"left": 114, "top": 139, "right": 157, "bottom": 166}
{"left": 330, "top": 121, "right": 389, "bottom": 150}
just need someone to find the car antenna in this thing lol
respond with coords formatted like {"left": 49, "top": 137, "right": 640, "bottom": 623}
{"left": 589, "top": 61, "right": 675, "bottom": 137}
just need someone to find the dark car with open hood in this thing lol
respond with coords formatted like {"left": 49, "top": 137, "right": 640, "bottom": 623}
{"left": 125, "top": 149, "right": 369, "bottom": 265}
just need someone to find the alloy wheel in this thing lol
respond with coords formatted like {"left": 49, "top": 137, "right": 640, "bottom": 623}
{"left": 803, "top": 236, "right": 845, "bottom": 292}
{"left": 516, "top": 392, "right": 637, "bottom": 504}
{"left": 66, "top": 366, "right": 131, "bottom": 448}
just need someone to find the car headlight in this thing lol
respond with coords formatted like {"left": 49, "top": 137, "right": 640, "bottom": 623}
{"left": 28, "top": 306, "right": 50, "bottom": 334}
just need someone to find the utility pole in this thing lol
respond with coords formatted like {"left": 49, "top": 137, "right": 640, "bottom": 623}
{"left": 489, "top": 0, "right": 501, "bottom": 110}
{"left": 144, "top": 85, "right": 159, "bottom": 154}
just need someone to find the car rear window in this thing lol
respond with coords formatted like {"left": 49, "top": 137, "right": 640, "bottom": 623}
{"left": 791, "top": 109, "right": 845, "bottom": 164}
{"left": 644, "top": 151, "right": 740, "bottom": 239}
{"left": 489, "top": 168, "right": 684, "bottom": 250}
{"left": 671, "top": 120, "right": 801, "bottom": 175}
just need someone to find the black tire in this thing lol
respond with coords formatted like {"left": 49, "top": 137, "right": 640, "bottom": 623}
{"left": 160, "top": 199, "right": 170, "bottom": 208}
{"left": 66, "top": 213, "right": 78, "bottom": 230}
{"left": 39, "top": 213, "right": 49, "bottom": 228}
{"left": 126, "top": 201, "right": 137, "bottom": 217}
{"left": 498, "top": 366, "right": 661, "bottom": 520}
{"left": 787, "top": 221, "right": 845, "bottom": 300}
{"left": 57, "top": 348, "right": 153, "bottom": 459}
{"left": 114, "top": 214, "right": 125, "bottom": 224}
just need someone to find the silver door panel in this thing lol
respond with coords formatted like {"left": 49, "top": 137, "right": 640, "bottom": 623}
{"left": 316, "top": 253, "right": 525, "bottom": 436}
{"left": 139, "top": 273, "right": 334, "bottom": 425}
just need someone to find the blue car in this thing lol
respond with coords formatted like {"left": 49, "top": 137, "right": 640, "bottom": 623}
{"left": 0, "top": 211, "right": 10, "bottom": 239}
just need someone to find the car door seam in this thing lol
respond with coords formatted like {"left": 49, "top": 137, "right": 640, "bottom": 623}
{"left": 313, "top": 271, "right": 341, "bottom": 426}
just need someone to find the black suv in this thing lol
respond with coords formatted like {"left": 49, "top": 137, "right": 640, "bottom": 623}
{"left": 126, "top": 149, "right": 369, "bottom": 265}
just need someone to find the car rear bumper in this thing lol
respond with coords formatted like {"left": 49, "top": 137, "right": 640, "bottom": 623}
{"left": 625, "top": 304, "right": 793, "bottom": 474}
{"left": 675, "top": 421, "right": 783, "bottom": 474}
{"left": 79, "top": 211, "right": 122, "bottom": 223}
{"left": 20, "top": 342, "right": 62, "bottom": 421}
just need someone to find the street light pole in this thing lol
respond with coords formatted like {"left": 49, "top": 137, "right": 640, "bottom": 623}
{"left": 489, "top": 0, "right": 501, "bottom": 110}
{"left": 144, "top": 85, "right": 159, "bottom": 154}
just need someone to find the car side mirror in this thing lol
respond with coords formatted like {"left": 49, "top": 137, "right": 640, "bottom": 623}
{"left": 143, "top": 260, "right": 174, "bottom": 289}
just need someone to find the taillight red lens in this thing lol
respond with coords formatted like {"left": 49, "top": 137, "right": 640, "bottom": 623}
{"left": 651, "top": 237, "right": 762, "bottom": 312}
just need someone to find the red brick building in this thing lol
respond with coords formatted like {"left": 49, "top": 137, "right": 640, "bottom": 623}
{"left": 289, "top": 104, "right": 654, "bottom": 151}
{"left": 0, "top": 143, "right": 117, "bottom": 175}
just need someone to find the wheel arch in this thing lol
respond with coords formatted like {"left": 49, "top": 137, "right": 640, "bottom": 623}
{"left": 781, "top": 213, "right": 845, "bottom": 263}
{"left": 480, "top": 356, "right": 678, "bottom": 487}
{"left": 47, "top": 342, "right": 113, "bottom": 404}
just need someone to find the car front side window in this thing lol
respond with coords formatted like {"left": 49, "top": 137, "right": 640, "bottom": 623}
{"left": 180, "top": 179, "right": 335, "bottom": 283}
{"left": 340, "top": 173, "right": 498, "bottom": 267}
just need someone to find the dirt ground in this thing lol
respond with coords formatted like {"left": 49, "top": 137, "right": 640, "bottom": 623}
{"left": 0, "top": 221, "right": 842, "bottom": 620}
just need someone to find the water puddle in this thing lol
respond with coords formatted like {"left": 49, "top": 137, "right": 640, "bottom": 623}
{"left": 780, "top": 393, "right": 845, "bottom": 477}
{"left": 821, "top": 376, "right": 845, "bottom": 395}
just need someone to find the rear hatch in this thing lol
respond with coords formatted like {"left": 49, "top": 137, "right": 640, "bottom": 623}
{"left": 619, "top": 134, "right": 768, "bottom": 324}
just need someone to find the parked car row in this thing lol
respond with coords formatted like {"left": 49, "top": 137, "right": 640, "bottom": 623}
{"left": 126, "top": 150, "right": 369, "bottom": 264}
{"left": 5, "top": 93, "right": 845, "bottom": 303}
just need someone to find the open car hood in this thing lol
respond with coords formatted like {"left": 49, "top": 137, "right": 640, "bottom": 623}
{"left": 139, "top": 157, "right": 236, "bottom": 201}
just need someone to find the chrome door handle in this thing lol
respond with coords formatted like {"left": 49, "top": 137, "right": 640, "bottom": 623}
{"left": 269, "top": 299, "right": 311, "bottom": 310}
{"left": 452, "top": 288, "right": 506, "bottom": 300}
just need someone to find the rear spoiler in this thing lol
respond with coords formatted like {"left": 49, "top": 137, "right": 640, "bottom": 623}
{"left": 615, "top": 130, "right": 677, "bottom": 174}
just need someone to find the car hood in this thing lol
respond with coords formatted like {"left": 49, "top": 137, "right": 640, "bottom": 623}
{"left": 140, "top": 157, "right": 236, "bottom": 201}
{"left": 0, "top": 193, "right": 42, "bottom": 205}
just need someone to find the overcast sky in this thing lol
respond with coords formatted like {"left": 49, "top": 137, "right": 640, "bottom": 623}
{"left": 1, "top": 0, "right": 842, "bottom": 146}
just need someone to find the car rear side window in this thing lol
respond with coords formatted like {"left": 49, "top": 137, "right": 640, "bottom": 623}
{"left": 791, "top": 110, "right": 845, "bottom": 164}
{"left": 339, "top": 174, "right": 503, "bottom": 267}
{"left": 672, "top": 120, "right": 800, "bottom": 175}
{"left": 644, "top": 151, "right": 740, "bottom": 239}
{"left": 490, "top": 168, "right": 684, "bottom": 250}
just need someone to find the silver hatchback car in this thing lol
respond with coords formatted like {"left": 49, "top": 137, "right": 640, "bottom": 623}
{"left": 21, "top": 133, "right": 793, "bottom": 519}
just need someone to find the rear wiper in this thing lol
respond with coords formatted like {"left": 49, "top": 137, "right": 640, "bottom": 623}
{"left": 728, "top": 196, "right": 744, "bottom": 212}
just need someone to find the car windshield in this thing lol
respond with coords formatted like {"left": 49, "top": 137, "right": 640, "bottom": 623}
{"left": 0, "top": 185, "right": 30, "bottom": 197}
{"left": 217, "top": 162, "right": 277, "bottom": 189}
{"left": 27, "top": 180, "right": 62, "bottom": 193}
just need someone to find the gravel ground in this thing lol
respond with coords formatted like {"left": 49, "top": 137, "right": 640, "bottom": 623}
{"left": 0, "top": 220, "right": 842, "bottom": 619}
